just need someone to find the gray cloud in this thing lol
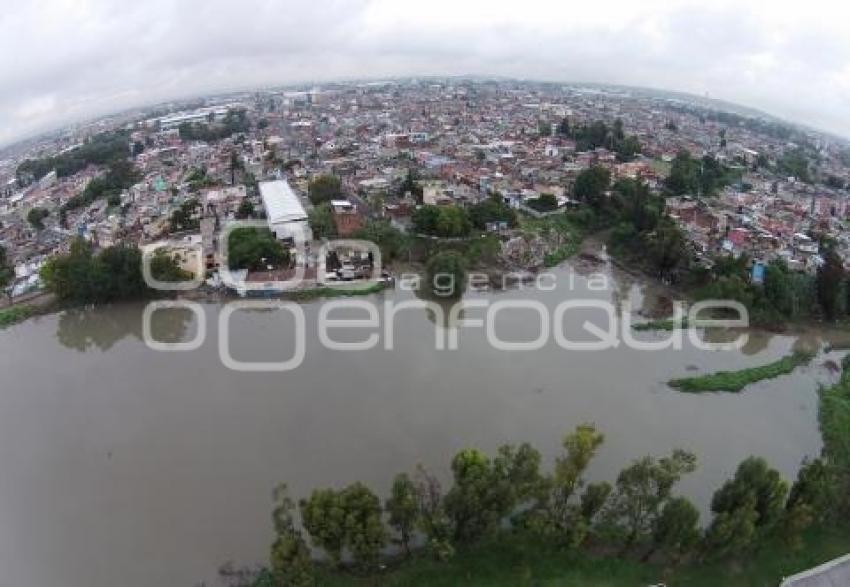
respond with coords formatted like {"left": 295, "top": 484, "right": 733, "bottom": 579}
{"left": 1, "top": 0, "right": 849, "bottom": 146}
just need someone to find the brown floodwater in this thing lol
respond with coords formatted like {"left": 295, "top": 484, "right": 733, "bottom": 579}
{"left": 0, "top": 255, "right": 840, "bottom": 587}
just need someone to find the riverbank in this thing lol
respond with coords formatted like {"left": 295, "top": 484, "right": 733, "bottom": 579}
{"left": 669, "top": 351, "right": 814, "bottom": 393}
{"left": 303, "top": 524, "right": 850, "bottom": 587}
{"left": 0, "top": 305, "right": 35, "bottom": 328}
{"left": 819, "top": 354, "right": 850, "bottom": 471}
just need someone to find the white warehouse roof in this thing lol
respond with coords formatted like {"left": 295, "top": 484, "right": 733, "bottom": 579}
{"left": 259, "top": 180, "right": 308, "bottom": 225}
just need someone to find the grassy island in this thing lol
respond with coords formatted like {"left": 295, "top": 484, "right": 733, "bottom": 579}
{"left": 669, "top": 351, "right": 814, "bottom": 392}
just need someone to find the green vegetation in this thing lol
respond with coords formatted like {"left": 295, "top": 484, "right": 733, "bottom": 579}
{"left": 149, "top": 249, "right": 194, "bottom": 283}
{"left": 16, "top": 130, "right": 130, "bottom": 183}
{"left": 284, "top": 282, "right": 385, "bottom": 301}
{"left": 665, "top": 150, "right": 739, "bottom": 197}
{"left": 467, "top": 195, "right": 517, "bottom": 229}
{"left": 185, "top": 166, "right": 220, "bottom": 192}
{"left": 669, "top": 351, "right": 814, "bottom": 393}
{"left": 524, "top": 213, "right": 583, "bottom": 267}
{"left": 304, "top": 524, "right": 850, "bottom": 586}
{"left": 0, "top": 245, "right": 12, "bottom": 294}
{"left": 566, "top": 118, "right": 642, "bottom": 162}
{"left": 776, "top": 147, "right": 813, "bottom": 183}
{"left": 39, "top": 238, "right": 187, "bottom": 304}
{"left": 62, "top": 159, "right": 140, "bottom": 212}
{"left": 632, "top": 317, "right": 688, "bottom": 331}
{"left": 351, "top": 220, "right": 409, "bottom": 263}
{"left": 414, "top": 197, "right": 518, "bottom": 239}
{"left": 177, "top": 109, "right": 250, "bottom": 142}
{"left": 412, "top": 204, "right": 472, "bottom": 238}
{"left": 690, "top": 248, "right": 847, "bottom": 327}
{"left": 573, "top": 165, "right": 611, "bottom": 208}
{"left": 307, "top": 203, "right": 337, "bottom": 239}
{"left": 227, "top": 228, "right": 289, "bottom": 271}
{"left": 308, "top": 174, "right": 343, "bottom": 205}
{"left": 40, "top": 239, "right": 146, "bottom": 303}
{"left": 396, "top": 168, "right": 424, "bottom": 203}
{"left": 426, "top": 251, "right": 467, "bottom": 298}
{"left": 0, "top": 305, "right": 35, "bottom": 329}
{"left": 236, "top": 199, "right": 256, "bottom": 219}
{"left": 254, "top": 421, "right": 835, "bottom": 586}
{"left": 27, "top": 207, "right": 49, "bottom": 229}
{"left": 169, "top": 198, "right": 201, "bottom": 231}
{"left": 819, "top": 354, "right": 850, "bottom": 473}
{"left": 525, "top": 193, "right": 559, "bottom": 212}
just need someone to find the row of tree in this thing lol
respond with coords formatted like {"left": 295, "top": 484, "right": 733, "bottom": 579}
{"left": 557, "top": 118, "right": 642, "bottom": 162}
{"left": 40, "top": 238, "right": 189, "bottom": 304}
{"left": 16, "top": 130, "right": 131, "bottom": 184}
{"left": 61, "top": 159, "right": 140, "bottom": 213}
{"left": 693, "top": 241, "right": 849, "bottom": 325}
{"left": 177, "top": 109, "right": 251, "bottom": 143}
{"left": 412, "top": 197, "right": 517, "bottom": 238}
{"left": 264, "top": 424, "right": 835, "bottom": 585}
{"left": 664, "top": 151, "right": 738, "bottom": 197}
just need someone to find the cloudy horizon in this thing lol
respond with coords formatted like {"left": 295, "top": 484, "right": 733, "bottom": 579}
{"left": 2, "top": 0, "right": 850, "bottom": 147}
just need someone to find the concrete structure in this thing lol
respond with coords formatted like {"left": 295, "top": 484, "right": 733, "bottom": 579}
{"left": 259, "top": 179, "right": 309, "bottom": 241}
{"left": 780, "top": 553, "right": 850, "bottom": 586}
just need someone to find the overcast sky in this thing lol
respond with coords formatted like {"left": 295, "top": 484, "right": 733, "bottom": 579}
{"left": 2, "top": 0, "right": 850, "bottom": 147}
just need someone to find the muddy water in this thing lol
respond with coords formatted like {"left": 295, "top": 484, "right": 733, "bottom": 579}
{"left": 0, "top": 255, "right": 838, "bottom": 587}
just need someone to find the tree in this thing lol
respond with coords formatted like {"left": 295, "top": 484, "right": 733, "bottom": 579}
{"left": 235, "top": 199, "right": 255, "bottom": 219}
{"left": 555, "top": 424, "right": 605, "bottom": 502}
{"left": 444, "top": 448, "right": 511, "bottom": 542}
{"left": 573, "top": 166, "right": 611, "bottom": 209}
{"left": 647, "top": 496, "right": 700, "bottom": 562}
{"left": 228, "top": 149, "right": 243, "bottom": 186}
{"left": 40, "top": 239, "right": 148, "bottom": 304}
{"left": 579, "top": 482, "right": 612, "bottom": 524}
{"left": 468, "top": 196, "right": 517, "bottom": 230}
{"left": 0, "top": 246, "right": 13, "bottom": 297}
{"left": 413, "top": 465, "right": 454, "bottom": 561}
{"left": 308, "top": 174, "right": 342, "bottom": 205}
{"left": 665, "top": 151, "right": 700, "bottom": 196}
{"left": 542, "top": 424, "right": 606, "bottom": 547}
{"left": 386, "top": 473, "right": 418, "bottom": 556}
{"left": 426, "top": 251, "right": 467, "bottom": 298}
{"left": 397, "top": 168, "right": 423, "bottom": 203}
{"left": 528, "top": 193, "right": 558, "bottom": 212}
{"left": 300, "top": 488, "right": 346, "bottom": 566}
{"left": 816, "top": 243, "right": 845, "bottom": 320}
{"left": 352, "top": 221, "right": 408, "bottom": 263}
{"left": 149, "top": 249, "right": 193, "bottom": 283}
{"left": 435, "top": 206, "right": 471, "bottom": 238}
{"left": 170, "top": 198, "right": 201, "bottom": 231}
{"left": 412, "top": 205, "right": 472, "bottom": 238}
{"left": 340, "top": 483, "right": 387, "bottom": 570}
{"left": 779, "top": 503, "right": 814, "bottom": 550}
{"left": 643, "top": 216, "right": 689, "bottom": 280}
{"left": 27, "top": 207, "right": 49, "bottom": 230}
{"left": 227, "top": 228, "right": 289, "bottom": 271}
{"left": 493, "top": 443, "right": 545, "bottom": 506}
{"left": 710, "top": 456, "right": 788, "bottom": 546}
{"left": 607, "top": 449, "right": 697, "bottom": 550}
{"left": 411, "top": 205, "right": 441, "bottom": 235}
{"left": 270, "top": 484, "right": 314, "bottom": 586}
{"left": 308, "top": 203, "right": 337, "bottom": 239}
{"left": 705, "top": 495, "right": 759, "bottom": 558}
{"left": 787, "top": 458, "right": 833, "bottom": 522}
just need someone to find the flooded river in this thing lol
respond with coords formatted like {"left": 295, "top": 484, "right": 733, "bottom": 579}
{"left": 0, "top": 254, "right": 840, "bottom": 587}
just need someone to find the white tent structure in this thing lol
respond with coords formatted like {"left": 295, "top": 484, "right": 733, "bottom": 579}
{"left": 259, "top": 179, "right": 309, "bottom": 241}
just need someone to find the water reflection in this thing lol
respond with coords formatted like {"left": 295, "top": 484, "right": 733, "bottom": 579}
{"left": 56, "top": 303, "right": 194, "bottom": 352}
